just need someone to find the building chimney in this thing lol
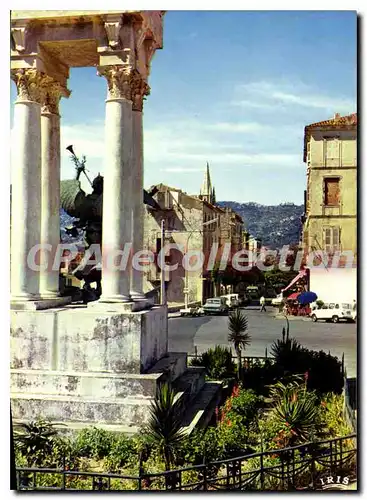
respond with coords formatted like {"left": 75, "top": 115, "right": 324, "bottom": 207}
{"left": 334, "top": 112, "right": 341, "bottom": 119}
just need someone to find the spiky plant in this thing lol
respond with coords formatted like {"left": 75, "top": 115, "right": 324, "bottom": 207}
{"left": 14, "top": 419, "right": 61, "bottom": 461}
{"left": 270, "top": 319, "right": 305, "bottom": 374}
{"left": 269, "top": 379, "right": 319, "bottom": 446}
{"left": 228, "top": 309, "right": 251, "bottom": 379}
{"left": 145, "top": 382, "right": 186, "bottom": 471}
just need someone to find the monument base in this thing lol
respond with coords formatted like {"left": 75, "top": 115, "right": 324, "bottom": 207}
{"left": 10, "top": 304, "right": 222, "bottom": 432}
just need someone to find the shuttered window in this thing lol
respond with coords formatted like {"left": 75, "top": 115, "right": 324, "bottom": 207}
{"left": 324, "top": 178, "right": 340, "bottom": 206}
{"left": 323, "top": 226, "right": 340, "bottom": 252}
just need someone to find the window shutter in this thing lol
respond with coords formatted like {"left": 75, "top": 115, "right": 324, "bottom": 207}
{"left": 324, "top": 178, "right": 340, "bottom": 206}
{"left": 332, "top": 227, "right": 340, "bottom": 251}
{"left": 323, "top": 227, "right": 331, "bottom": 253}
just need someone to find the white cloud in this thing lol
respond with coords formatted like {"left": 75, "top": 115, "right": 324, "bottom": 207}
{"left": 233, "top": 80, "right": 356, "bottom": 114}
{"left": 205, "top": 122, "right": 264, "bottom": 133}
{"left": 161, "top": 167, "right": 205, "bottom": 173}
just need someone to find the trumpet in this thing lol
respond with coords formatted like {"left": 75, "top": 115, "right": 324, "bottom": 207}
{"left": 66, "top": 144, "right": 92, "bottom": 187}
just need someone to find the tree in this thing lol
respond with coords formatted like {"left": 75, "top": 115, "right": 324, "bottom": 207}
{"left": 228, "top": 309, "right": 251, "bottom": 378}
{"left": 144, "top": 383, "right": 186, "bottom": 471}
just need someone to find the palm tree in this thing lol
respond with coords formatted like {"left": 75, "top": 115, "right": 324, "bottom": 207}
{"left": 145, "top": 382, "right": 186, "bottom": 471}
{"left": 228, "top": 309, "right": 251, "bottom": 378}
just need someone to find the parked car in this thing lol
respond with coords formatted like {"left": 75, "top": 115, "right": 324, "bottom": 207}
{"left": 221, "top": 294, "right": 239, "bottom": 310}
{"left": 311, "top": 303, "right": 355, "bottom": 323}
{"left": 202, "top": 297, "right": 229, "bottom": 315}
{"left": 271, "top": 293, "right": 283, "bottom": 306}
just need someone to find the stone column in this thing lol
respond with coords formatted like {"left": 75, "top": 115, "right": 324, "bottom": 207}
{"left": 130, "top": 75, "right": 150, "bottom": 300}
{"left": 39, "top": 83, "right": 63, "bottom": 298}
{"left": 10, "top": 69, "right": 45, "bottom": 300}
{"left": 97, "top": 65, "right": 134, "bottom": 303}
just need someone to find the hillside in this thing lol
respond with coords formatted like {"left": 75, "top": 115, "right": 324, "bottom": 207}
{"left": 217, "top": 201, "right": 303, "bottom": 249}
{"left": 60, "top": 201, "right": 303, "bottom": 249}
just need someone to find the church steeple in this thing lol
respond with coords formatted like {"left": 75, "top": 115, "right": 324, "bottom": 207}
{"left": 199, "top": 162, "right": 215, "bottom": 204}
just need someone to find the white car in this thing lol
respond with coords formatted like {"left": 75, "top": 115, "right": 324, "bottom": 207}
{"left": 311, "top": 303, "right": 355, "bottom": 323}
{"left": 271, "top": 294, "right": 283, "bottom": 306}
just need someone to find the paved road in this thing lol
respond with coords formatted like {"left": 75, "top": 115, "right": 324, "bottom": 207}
{"left": 168, "top": 307, "right": 357, "bottom": 377}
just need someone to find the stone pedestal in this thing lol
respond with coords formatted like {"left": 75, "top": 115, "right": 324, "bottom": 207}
{"left": 10, "top": 305, "right": 170, "bottom": 429}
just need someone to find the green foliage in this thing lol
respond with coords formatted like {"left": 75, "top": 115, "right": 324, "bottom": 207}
{"left": 143, "top": 382, "right": 186, "bottom": 470}
{"left": 189, "top": 345, "right": 236, "bottom": 381}
{"left": 269, "top": 323, "right": 344, "bottom": 395}
{"left": 241, "top": 360, "right": 280, "bottom": 396}
{"left": 14, "top": 419, "right": 61, "bottom": 465}
{"left": 269, "top": 379, "right": 320, "bottom": 447}
{"left": 228, "top": 310, "right": 251, "bottom": 353}
{"left": 228, "top": 309, "right": 251, "bottom": 378}
{"left": 226, "top": 388, "right": 262, "bottom": 424}
{"left": 318, "top": 393, "right": 353, "bottom": 438}
{"left": 307, "top": 351, "right": 344, "bottom": 395}
{"left": 104, "top": 434, "right": 138, "bottom": 472}
{"left": 73, "top": 427, "right": 117, "bottom": 459}
{"left": 316, "top": 300, "right": 324, "bottom": 309}
{"left": 178, "top": 427, "right": 222, "bottom": 466}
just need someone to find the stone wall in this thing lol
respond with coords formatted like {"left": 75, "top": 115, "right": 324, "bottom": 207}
{"left": 11, "top": 306, "right": 168, "bottom": 375}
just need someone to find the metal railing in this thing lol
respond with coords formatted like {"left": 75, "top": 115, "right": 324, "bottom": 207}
{"left": 16, "top": 434, "right": 356, "bottom": 491}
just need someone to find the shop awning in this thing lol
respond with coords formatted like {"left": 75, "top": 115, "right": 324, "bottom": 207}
{"left": 287, "top": 292, "right": 300, "bottom": 301}
{"left": 282, "top": 269, "right": 307, "bottom": 292}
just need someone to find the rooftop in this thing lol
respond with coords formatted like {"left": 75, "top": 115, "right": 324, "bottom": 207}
{"left": 303, "top": 112, "right": 357, "bottom": 162}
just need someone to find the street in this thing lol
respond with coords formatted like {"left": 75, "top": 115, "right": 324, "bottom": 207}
{"left": 168, "top": 308, "right": 357, "bottom": 377}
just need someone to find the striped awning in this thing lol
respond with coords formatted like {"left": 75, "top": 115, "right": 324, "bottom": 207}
{"left": 282, "top": 269, "right": 307, "bottom": 292}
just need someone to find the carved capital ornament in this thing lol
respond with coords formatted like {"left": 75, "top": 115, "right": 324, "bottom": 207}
{"left": 97, "top": 65, "right": 134, "bottom": 100}
{"left": 131, "top": 73, "right": 150, "bottom": 112}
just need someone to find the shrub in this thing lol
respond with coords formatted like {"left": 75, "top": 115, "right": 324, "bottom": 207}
{"left": 307, "top": 351, "right": 344, "bottom": 395}
{"left": 104, "top": 434, "right": 138, "bottom": 472}
{"left": 190, "top": 345, "right": 236, "bottom": 381}
{"left": 241, "top": 360, "right": 280, "bottom": 396}
{"left": 73, "top": 427, "right": 117, "bottom": 459}
{"left": 178, "top": 427, "right": 222, "bottom": 466}
{"left": 318, "top": 393, "right": 353, "bottom": 438}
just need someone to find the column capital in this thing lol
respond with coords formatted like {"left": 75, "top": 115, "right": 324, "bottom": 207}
{"left": 97, "top": 65, "right": 134, "bottom": 101}
{"left": 11, "top": 68, "right": 49, "bottom": 104}
{"left": 41, "top": 80, "right": 69, "bottom": 115}
{"left": 131, "top": 73, "right": 150, "bottom": 112}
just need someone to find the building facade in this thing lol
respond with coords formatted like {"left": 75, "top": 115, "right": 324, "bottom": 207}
{"left": 143, "top": 184, "right": 222, "bottom": 305}
{"left": 300, "top": 112, "right": 357, "bottom": 304}
{"left": 301, "top": 112, "right": 357, "bottom": 259}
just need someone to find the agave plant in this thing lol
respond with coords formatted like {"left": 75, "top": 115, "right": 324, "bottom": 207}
{"left": 144, "top": 382, "right": 186, "bottom": 471}
{"left": 269, "top": 379, "right": 319, "bottom": 446}
{"left": 228, "top": 309, "right": 251, "bottom": 378}
{"left": 14, "top": 419, "right": 61, "bottom": 460}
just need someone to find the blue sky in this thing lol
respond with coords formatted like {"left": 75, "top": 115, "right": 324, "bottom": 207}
{"left": 10, "top": 10, "right": 357, "bottom": 204}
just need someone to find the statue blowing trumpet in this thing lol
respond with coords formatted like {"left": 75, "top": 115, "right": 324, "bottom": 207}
{"left": 66, "top": 144, "right": 93, "bottom": 187}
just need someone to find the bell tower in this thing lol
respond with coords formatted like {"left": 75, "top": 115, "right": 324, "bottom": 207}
{"left": 199, "top": 162, "right": 215, "bottom": 204}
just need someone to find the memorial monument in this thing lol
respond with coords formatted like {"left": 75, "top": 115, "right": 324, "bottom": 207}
{"left": 10, "top": 10, "right": 221, "bottom": 433}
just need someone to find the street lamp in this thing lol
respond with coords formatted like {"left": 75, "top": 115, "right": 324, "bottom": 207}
{"left": 183, "top": 218, "right": 218, "bottom": 310}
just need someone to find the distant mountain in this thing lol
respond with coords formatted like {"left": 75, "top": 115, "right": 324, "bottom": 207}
{"left": 217, "top": 201, "right": 303, "bottom": 249}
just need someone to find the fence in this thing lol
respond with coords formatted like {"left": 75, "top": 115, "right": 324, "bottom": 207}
{"left": 188, "top": 347, "right": 274, "bottom": 366}
{"left": 16, "top": 434, "right": 356, "bottom": 491}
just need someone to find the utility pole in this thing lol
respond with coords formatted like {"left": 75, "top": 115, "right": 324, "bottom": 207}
{"left": 160, "top": 219, "right": 166, "bottom": 306}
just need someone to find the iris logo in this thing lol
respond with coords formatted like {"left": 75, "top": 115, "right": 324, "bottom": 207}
{"left": 319, "top": 475, "right": 351, "bottom": 490}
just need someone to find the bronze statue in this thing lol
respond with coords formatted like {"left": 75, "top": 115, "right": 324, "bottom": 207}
{"left": 60, "top": 145, "right": 161, "bottom": 303}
